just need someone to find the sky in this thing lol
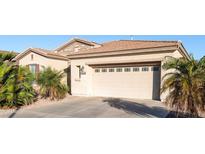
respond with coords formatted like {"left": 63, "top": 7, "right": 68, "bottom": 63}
{"left": 0, "top": 35, "right": 204, "bottom": 59}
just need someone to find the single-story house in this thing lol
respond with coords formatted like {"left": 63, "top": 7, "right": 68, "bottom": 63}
{"left": 13, "top": 38, "right": 190, "bottom": 100}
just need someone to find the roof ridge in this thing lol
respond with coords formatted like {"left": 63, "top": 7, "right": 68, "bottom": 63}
{"left": 101, "top": 40, "right": 119, "bottom": 44}
{"left": 68, "top": 39, "right": 181, "bottom": 57}
{"left": 32, "top": 47, "right": 52, "bottom": 51}
{"left": 55, "top": 37, "right": 101, "bottom": 51}
{"left": 14, "top": 47, "right": 68, "bottom": 61}
{"left": 101, "top": 40, "right": 179, "bottom": 44}
{"left": 102, "top": 40, "right": 181, "bottom": 44}
{"left": 119, "top": 40, "right": 179, "bottom": 43}
{"left": 72, "top": 38, "right": 100, "bottom": 45}
{"left": 31, "top": 47, "right": 68, "bottom": 59}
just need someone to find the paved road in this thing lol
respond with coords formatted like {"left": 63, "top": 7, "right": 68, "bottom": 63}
{"left": 0, "top": 96, "right": 169, "bottom": 118}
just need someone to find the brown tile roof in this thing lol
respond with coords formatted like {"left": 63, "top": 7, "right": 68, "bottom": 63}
{"left": 55, "top": 38, "right": 101, "bottom": 51}
{"left": 13, "top": 48, "right": 68, "bottom": 61}
{"left": 68, "top": 40, "right": 179, "bottom": 56}
{"left": 32, "top": 48, "right": 69, "bottom": 59}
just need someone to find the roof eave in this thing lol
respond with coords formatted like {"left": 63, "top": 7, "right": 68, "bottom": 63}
{"left": 177, "top": 42, "right": 191, "bottom": 60}
{"left": 13, "top": 48, "right": 69, "bottom": 62}
{"left": 67, "top": 46, "right": 178, "bottom": 59}
{"left": 12, "top": 48, "right": 33, "bottom": 61}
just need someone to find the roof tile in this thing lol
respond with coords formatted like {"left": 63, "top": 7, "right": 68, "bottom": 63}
{"left": 68, "top": 40, "right": 179, "bottom": 56}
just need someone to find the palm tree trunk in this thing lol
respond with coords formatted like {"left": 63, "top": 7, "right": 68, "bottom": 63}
{"left": 188, "top": 93, "right": 198, "bottom": 117}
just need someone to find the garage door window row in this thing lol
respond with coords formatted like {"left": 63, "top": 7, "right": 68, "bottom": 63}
{"left": 94, "top": 66, "right": 160, "bottom": 73}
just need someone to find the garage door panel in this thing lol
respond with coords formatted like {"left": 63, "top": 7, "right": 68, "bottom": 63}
{"left": 92, "top": 66, "right": 160, "bottom": 100}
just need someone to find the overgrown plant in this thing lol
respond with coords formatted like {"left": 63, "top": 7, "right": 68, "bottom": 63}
{"left": 161, "top": 56, "right": 205, "bottom": 117}
{"left": 37, "top": 67, "right": 68, "bottom": 100}
{"left": 0, "top": 52, "right": 16, "bottom": 65}
{"left": 0, "top": 63, "right": 36, "bottom": 108}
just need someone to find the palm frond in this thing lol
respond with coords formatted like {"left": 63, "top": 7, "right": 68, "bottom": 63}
{"left": 162, "top": 56, "right": 205, "bottom": 117}
{"left": 37, "top": 67, "right": 68, "bottom": 100}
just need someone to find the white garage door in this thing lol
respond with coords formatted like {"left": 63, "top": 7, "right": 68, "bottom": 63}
{"left": 92, "top": 65, "right": 161, "bottom": 100}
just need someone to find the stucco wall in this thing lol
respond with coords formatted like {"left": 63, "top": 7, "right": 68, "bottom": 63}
{"left": 18, "top": 52, "right": 69, "bottom": 84}
{"left": 160, "top": 50, "right": 184, "bottom": 100}
{"left": 70, "top": 49, "right": 183, "bottom": 99}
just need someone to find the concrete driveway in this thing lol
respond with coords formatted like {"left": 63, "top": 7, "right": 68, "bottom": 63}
{"left": 0, "top": 96, "right": 169, "bottom": 118}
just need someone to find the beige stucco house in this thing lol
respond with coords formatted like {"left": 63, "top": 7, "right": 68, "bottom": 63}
{"left": 13, "top": 38, "right": 190, "bottom": 101}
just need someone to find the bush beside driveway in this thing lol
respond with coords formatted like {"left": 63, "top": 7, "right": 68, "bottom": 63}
{"left": 0, "top": 96, "right": 169, "bottom": 118}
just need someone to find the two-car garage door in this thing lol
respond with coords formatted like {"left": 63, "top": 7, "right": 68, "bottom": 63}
{"left": 92, "top": 63, "right": 161, "bottom": 100}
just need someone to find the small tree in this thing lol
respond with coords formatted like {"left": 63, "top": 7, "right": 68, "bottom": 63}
{"left": 161, "top": 56, "right": 205, "bottom": 117}
{"left": 37, "top": 67, "right": 68, "bottom": 100}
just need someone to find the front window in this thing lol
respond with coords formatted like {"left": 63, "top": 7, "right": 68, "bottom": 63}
{"left": 28, "top": 64, "right": 41, "bottom": 80}
{"left": 29, "top": 64, "right": 36, "bottom": 74}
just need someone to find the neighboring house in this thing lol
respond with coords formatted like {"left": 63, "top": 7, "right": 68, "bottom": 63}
{"left": 13, "top": 38, "right": 190, "bottom": 100}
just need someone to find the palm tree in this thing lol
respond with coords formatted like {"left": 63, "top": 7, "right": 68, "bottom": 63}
{"left": 14, "top": 65, "right": 36, "bottom": 106}
{"left": 0, "top": 52, "right": 16, "bottom": 65}
{"left": 161, "top": 56, "right": 205, "bottom": 117}
{"left": 36, "top": 67, "right": 68, "bottom": 100}
{"left": 0, "top": 63, "right": 35, "bottom": 108}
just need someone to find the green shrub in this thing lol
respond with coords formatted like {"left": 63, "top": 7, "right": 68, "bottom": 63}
{"left": 37, "top": 67, "right": 68, "bottom": 100}
{"left": 0, "top": 63, "right": 36, "bottom": 108}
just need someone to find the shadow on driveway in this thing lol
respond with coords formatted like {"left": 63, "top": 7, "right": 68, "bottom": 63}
{"left": 103, "top": 98, "right": 168, "bottom": 118}
{"left": 8, "top": 107, "right": 21, "bottom": 118}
